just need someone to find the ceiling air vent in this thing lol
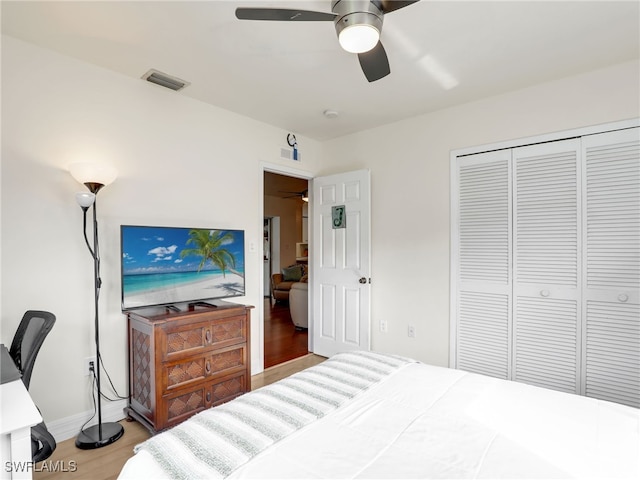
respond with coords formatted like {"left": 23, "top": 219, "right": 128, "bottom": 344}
{"left": 142, "top": 69, "right": 190, "bottom": 91}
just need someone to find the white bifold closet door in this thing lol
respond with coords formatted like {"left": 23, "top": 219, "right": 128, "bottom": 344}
{"left": 452, "top": 125, "right": 639, "bottom": 408}
{"left": 454, "top": 150, "right": 512, "bottom": 380}
{"left": 512, "top": 139, "right": 581, "bottom": 394}
{"left": 582, "top": 129, "right": 639, "bottom": 407}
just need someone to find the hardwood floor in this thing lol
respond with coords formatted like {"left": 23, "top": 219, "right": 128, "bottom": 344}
{"left": 263, "top": 297, "right": 309, "bottom": 368}
{"left": 33, "top": 353, "right": 325, "bottom": 480}
{"left": 32, "top": 419, "right": 149, "bottom": 480}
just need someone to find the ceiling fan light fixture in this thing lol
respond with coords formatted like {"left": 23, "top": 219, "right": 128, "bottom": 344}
{"left": 235, "top": 0, "right": 420, "bottom": 82}
{"left": 333, "top": 3, "right": 383, "bottom": 54}
{"left": 339, "top": 23, "right": 379, "bottom": 53}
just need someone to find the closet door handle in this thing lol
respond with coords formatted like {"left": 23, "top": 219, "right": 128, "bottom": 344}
{"left": 618, "top": 294, "right": 629, "bottom": 303}
{"left": 540, "top": 290, "right": 550, "bottom": 297}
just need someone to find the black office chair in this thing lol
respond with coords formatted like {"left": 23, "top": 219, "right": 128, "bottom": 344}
{"left": 9, "top": 310, "right": 57, "bottom": 463}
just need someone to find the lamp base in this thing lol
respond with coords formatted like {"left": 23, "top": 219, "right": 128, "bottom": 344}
{"left": 75, "top": 422, "right": 124, "bottom": 449}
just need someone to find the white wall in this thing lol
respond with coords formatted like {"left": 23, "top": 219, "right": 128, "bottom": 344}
{"left": 0, "top": 36, "right": 322, "bottom": 431}
{"left": 320, "top": 59, "right": 640, "bottom": 366}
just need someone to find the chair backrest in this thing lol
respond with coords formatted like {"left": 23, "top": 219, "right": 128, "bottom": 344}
{"left": 9, "top": 310, "right": 56, "bottom": 390}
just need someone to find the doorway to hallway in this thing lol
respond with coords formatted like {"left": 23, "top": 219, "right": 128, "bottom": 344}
{"left": 263, "top": 171, "right": 310, "bottom": 368}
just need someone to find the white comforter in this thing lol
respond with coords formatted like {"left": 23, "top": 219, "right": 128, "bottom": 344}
{"left": 120, "top": 360, "right": 640, "bottom": 479}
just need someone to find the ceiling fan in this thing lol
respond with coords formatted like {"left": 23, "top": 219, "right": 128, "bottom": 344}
{"left": 235, "top": 0, "right": 420, "bottom": 82}
{"left": 280, "top": 189, "right": 309, "bottom": 202}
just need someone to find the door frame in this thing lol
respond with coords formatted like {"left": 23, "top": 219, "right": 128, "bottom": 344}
{"left": 259, "top": 162, "right": 314, "bottom": 374}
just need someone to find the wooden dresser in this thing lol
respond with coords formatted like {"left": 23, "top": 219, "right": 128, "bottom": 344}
{"left": 125, "top": 301, "right": 252, "bottom": 433}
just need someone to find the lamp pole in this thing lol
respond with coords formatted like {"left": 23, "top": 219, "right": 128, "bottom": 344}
{"left": 73, "top": 174, "right": 124, "bottom": 449}
{"left": 91, "top": 193, "right": 104, "bottom": 439}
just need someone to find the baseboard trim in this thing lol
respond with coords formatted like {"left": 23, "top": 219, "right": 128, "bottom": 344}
{"left": 48, "top": 399, "right": 128, "bottom": 442}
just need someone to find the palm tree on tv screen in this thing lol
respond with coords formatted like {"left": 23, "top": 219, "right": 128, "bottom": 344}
{"left": 180, "top": 229, "right": 238, "bottom": 277}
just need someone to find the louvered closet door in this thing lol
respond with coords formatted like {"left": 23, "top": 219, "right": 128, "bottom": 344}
{"left": 582, "top": 127, "right": 640, "bottom": 408}
{"left": 454, "top": 150, "right": 512, "bottom": 379}
{"left": 512, "top": 139, "right": 581, "bottom": 394}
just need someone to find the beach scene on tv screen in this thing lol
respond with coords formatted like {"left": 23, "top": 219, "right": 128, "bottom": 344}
{"left": 121, "top": 226, "right": 245, "bottom": 309}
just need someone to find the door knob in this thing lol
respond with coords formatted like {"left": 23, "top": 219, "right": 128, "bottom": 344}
{"left": 618, "top": 294, "right": 629, "bottom": 303}
{"left": 359, "top": 277, "right": 367, "bottom": 284}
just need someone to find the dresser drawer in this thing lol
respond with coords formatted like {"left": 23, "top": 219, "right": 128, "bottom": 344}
{"left": 158, "top": 382, "right": 209, "bottom": 430}
{"left": 162, "top": 344, "right": 248, "bottom": 392}
{"left": 162, "top": 314, "right": 248, "bottom": 359}
{"left": 157, "top": 370, "right": 248, "bottom": 431}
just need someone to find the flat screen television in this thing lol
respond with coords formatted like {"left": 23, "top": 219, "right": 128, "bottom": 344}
{"left": 120, "top": 225, "right": 245, "bottom": 311}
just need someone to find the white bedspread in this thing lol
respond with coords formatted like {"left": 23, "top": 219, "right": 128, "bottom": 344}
{"left": 120, "top": 358, "right": 640, "bottom": 479}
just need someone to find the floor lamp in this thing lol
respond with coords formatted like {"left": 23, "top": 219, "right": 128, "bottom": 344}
{"left": 70, "top": 162, "right": 124, "bottom": 449}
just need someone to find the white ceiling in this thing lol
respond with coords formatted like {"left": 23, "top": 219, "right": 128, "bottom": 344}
{"left": 2, "top": 1, "right": 639, "bottom": 140}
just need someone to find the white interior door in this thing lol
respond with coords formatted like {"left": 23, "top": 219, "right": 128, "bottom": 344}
{"left": 311, "top": 169, "right": 371, "bottom": 357}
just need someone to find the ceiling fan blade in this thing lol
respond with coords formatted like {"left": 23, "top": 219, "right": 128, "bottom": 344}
{"left": 235, "top": 8, "right": 336, "bottom": 21}
{"left": 375, "top": 0, "right": 420, "bottom": 14}
{"left": 358, "top": 42, "right": 390, "bottom": 82}
{"left": 280, "top": 189, "right": 307, "bottom": 196}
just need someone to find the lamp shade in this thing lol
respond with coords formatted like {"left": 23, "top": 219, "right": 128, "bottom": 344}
{"left": 338, "top": 23, "right": 379, "bottom": 53}
{"left": 69, "top": 163, "right": 118, "bottom": 188}
{"left": 75, "top": 192, "right": 96, "bottom": 209}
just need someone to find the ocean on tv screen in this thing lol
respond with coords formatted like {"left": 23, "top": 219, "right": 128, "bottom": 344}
{"left": 121, "top": 225, "right": 245, "bottom": 309}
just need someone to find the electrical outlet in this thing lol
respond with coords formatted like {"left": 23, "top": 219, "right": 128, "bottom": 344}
{"left": 84, "top": 356, "right": 96, "bottom": 376}
{"left": 380, "top": 320, "right": 388, "bottom": 333}
{"left": 408, "top": 325, "right": 416, "bottom": 338}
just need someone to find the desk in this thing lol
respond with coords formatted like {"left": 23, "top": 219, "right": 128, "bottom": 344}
{"left": 0, "top": 361, "right": 42, "bottom": 479}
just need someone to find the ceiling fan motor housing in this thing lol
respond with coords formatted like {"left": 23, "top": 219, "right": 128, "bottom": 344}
{"left": 332, "top": 0, "right": 384, "bottom": 40}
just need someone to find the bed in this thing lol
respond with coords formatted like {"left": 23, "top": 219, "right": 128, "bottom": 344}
{"left": 119, "top": 351, "right": 640, "bottom": 479}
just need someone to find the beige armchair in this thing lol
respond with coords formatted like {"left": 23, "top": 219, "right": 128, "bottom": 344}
{"left": 270, "top": 264, "right": 307, "bottom": 304}
{"left": 270, "top": 272, "right": 293, "bottom": 303}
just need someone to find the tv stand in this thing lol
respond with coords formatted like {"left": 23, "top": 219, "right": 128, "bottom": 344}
{"left": 125, "top": 302, "right": 253, "bottom": 433}
{"left": 188, "top": 301, "right": 218, "bottom": 311}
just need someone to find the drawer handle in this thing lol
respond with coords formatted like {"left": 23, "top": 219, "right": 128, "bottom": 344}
{"left": 205, "top": 329, "right": 212, "bottom": 343}
{"left": 618, "top": 294, "right": 629, "bottom": 303}
{"left": 205, "top": 361, "right": 211, "bottom": 374}
{"left": 540, "top": 290, "right": 550, "bottom": 297}
{"left": 206, "top": 391, "right": 211, "bottom": 403}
